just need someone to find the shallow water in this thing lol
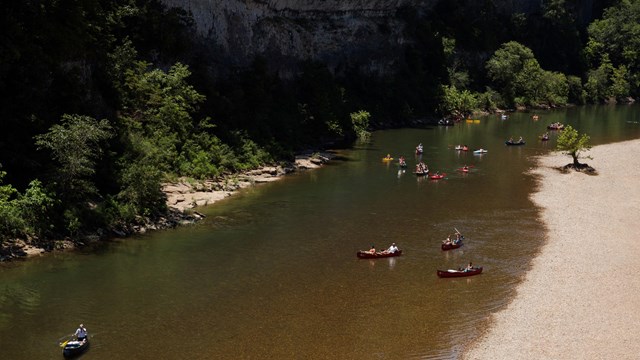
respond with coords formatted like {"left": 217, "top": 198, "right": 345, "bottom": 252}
{"left": 1, "top": 105, "right": 640, "bottom": 359}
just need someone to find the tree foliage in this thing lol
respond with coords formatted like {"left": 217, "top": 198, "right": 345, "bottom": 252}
{"left": 586, "top": 0, "right": 640, "bottom": 99}
{"left": 486, "top": 41, "right": 570, "bottom": 107}
{"left": 34, "top": 114, "right": 112, "bottom": 202}
{"left": 439, "top": 85, "right": 478, "bottom": 118}
{"left": 350, "top": 110, "right": 371, "bottom": 140}
{"left": 556, "top": 125, "right": 592, "bottom": 166}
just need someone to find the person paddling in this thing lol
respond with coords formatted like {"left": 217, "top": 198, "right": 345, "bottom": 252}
{"left": 74, "top": 324, "right": 88, "bottom": 343}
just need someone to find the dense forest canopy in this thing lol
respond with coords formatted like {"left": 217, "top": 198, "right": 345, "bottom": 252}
{"left": 0, "top": 0, "right": 638, "bottom": 246}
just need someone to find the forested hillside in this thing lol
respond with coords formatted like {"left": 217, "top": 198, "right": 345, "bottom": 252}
{"left": 1, "top": 0, "right": 638, "bottom": 249}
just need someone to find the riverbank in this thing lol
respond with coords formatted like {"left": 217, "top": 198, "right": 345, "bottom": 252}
{"left": 463, "top": 139, "right": 640, "bottom": 359}
{"left": 0, "top": 152, "right": 334, "bottom": 262}
{"left": 163, "top": 152, "right": 333, "bottom": 212}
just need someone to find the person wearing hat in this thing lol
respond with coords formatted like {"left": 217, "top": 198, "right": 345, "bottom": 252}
{"left": 74, "top": 324, "right": 88, "bottom": 343}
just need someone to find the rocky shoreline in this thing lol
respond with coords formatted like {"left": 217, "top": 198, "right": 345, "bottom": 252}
{"left": 0, "top": 152, "right": 334, "bottom": 262}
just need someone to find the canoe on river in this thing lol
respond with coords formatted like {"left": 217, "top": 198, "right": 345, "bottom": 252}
{"left": 429, "top": 173, "right": 446, "bottom": 179}
{"left": 505, "top": 140, "right": 526, "bottom": 146}
{"left": 437, "top": 267, "right": 483, "bottom": 278}
{"left": 63, "top": 339, "right": 89, "bottom": 358}
{"left": 441, "top": 241, "right": 463, "bottom": 251}
{"left": 357, "top": 250, "right": 403, "bottom": 259}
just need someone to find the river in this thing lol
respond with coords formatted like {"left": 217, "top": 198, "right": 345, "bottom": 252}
{"left": 1, "top": 105, "right": 639, "bottom": 359}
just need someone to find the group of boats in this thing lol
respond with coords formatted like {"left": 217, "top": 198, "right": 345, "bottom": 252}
{"left": 369, "top": 119, "right": 568, "bottom": 277}
{"left": 356, "top": 230, "right": 483, "bottom": 278}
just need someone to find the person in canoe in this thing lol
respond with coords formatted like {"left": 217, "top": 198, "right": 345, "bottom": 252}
{"left": 453, "top": 232, "right": 462, "bottom": 244}
{"left": 382, "top": 243, "right": 399, "bottom": 254}
{"left": 383, "top": 154, "right": 393, "bottom": 161}
{"left": 462, "top": 165, "right": 469, "bottom": 172}
{"left": 398, "top": 156, "right": 406, "bottom": 167}
{"left": 416, "top": 143, "right": 423, "bottom": 155}
{"left": 74, "top": 324, "right": 88, "bottom": 343}
{"left": 442, "top": 235, "right": 452, "bottom": 245}
{"left": 464, "top": 262, "right": 474, "bottom": 272}
{"left": 415, "top": 161, "right": 428, "bottom": 174}
{"left": 365, "top": 245, "right": 376, "bottom": 254}
{"left": 518, "top": 136, "right": 523, "bottom": 143}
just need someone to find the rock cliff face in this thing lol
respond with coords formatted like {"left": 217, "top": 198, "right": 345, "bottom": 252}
{"left": 160, "top": 0, "right": 544, "bottom": 77}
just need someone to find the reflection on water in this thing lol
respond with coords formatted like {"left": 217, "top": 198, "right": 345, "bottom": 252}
{"left": 1, "top": 105, "right": 640, "bottom": 359}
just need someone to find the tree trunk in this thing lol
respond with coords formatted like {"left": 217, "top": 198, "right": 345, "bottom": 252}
{"left": 572, "top": 154, "right": 580, "bottom": 167}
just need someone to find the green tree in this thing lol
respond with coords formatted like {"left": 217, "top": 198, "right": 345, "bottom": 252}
{"left": 34, "top": 114, "right": 112, "bottom": 202}
{"left": 0, "top": 171, "right": 22, "bottom": 239}
{"left": 350, "top": 110, "right": 371, "bottom": 140}
{"left": 0, "top": 173, "right": 55, "bottom": 240}
{"left": 585, "top": 55, "right": 615, "bottom": 103}
{"left": 586, "top": 0, "right": 640, "bottom": 97}
{"left": 439, "top": 85, "right": 478, "bottom": 119}
{"left": 120, "top": 61, "right": 206, "bottom": 173}
{"left": 487, "top": 41, "right": 569, "bottom": 107}
{"left": 486, "top": 41, "right": 537, "bottom": 105}
{"left": 17, "top": 179, "right": 56, "bottom": 238}
{"left": 556, "top": 125, "right": 592, "bottom": 167}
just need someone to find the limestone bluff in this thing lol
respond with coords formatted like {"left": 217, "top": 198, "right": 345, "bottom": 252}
{"left": 159, "top": 0, "right": 595, "bottom": 78}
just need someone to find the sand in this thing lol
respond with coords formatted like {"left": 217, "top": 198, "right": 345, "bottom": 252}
{"left": 463, "top": 139, "right": 640, "bottom": 359}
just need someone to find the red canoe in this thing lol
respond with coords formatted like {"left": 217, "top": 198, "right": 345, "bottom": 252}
{"left": 357, "top": 250, "right": 403, "bottom": 259}
{"left": 441, "top": 242, "right": 463, "bottom": 251}
{"left": 429, "top": 173, "right": 446, "bottom": 179}
{"left": 437, "top": 267, "right": 483, "bottom": 278}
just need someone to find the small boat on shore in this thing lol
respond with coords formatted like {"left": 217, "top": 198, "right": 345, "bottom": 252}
{"left": 437, "top": 267, "right": 482, "bottom": 278}
{"left": 357, "top": 250, "right": 403, "bottom": 259}
{"left": 62, "top": 339, "right": 89, "bottom": 358}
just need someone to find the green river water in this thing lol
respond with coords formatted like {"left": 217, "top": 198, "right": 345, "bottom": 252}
{"left": 1, "top": 105, "right": 640, "bottom": 359}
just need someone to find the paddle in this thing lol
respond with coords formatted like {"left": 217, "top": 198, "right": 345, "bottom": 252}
{"left": 58, "top": 332, "right": 76, "bottom": 348}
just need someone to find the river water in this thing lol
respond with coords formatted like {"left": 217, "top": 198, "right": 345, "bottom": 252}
{"left": 1, "top": 105, "right": 639, "bottom": 359}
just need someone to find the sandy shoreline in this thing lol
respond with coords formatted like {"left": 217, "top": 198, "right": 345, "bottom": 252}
{"left": 463, "top": 139, "right": 640, "bottom": 359}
